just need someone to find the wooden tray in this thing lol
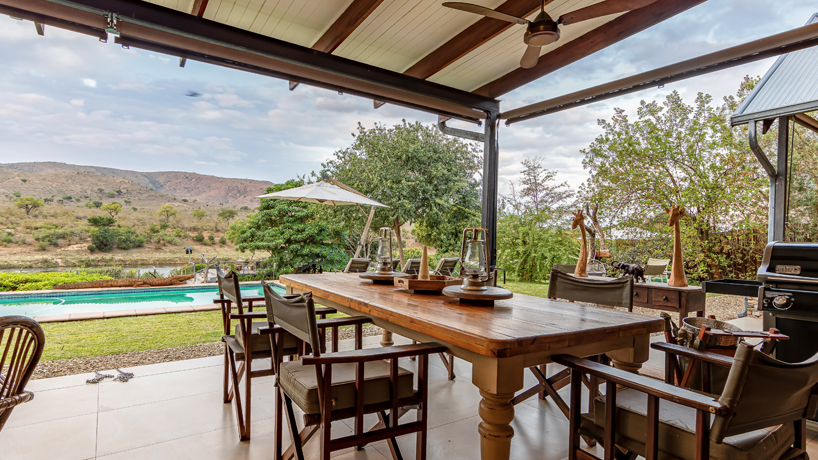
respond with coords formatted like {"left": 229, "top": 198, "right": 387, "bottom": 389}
{"left": 359, "top": 271, "right": 411, "bottom": 285}
{"left": 442, "top": 285, "right": 513, "bottom": 306}
{"left": 394, "top": 275, "right": 461, "bottom": 293}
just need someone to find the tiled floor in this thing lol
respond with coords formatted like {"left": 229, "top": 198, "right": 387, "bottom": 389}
{"left": 3, "top": 317, "right": 817, "bottom": 460}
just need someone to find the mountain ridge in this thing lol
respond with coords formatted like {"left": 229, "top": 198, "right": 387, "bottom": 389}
{"left": 0, "top": 162, "right": 274, "bottom": 207}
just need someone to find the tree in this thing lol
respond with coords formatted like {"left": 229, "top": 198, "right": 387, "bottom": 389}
{"left": 87, "top": 216, "right": 116, "bottom": 227}
{"left": 101, "top": 202, "right": 122, "bottom": 217}
{"left": 192, "top": 209, "right": 207, "bottom": 221}
{"left": 508, "top": 157, "right": 573, "bottom": 216}
{"left": 580, "top": 83, "right": 768, "bottom": 279}
{"left": 157, "top": 205, "right": 179, "bottom": 223}
{"left": 321, "top": 120, "right": 483, "bottom": 262}
{"left": 15, "top": 197, "right": 43, "bottom": 216}
{"left": 231, "top": 180, "right": 347, "bottom": 272}
{"left": 92, "top": 201, "right": 103, "bottom": 208}
{"left": 218, "top": 208, "right": 238, "bottom": 225}
{"left": 20, "top": 178, "right": 27, "bottom": 183}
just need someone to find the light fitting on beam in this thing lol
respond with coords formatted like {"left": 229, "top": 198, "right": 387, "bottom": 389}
{"left": 288, "top": 81, "right": 299, "bottom": 91}
{"left": 34, "top": 22, "right": 44, "bottom": 35}
{"left": 373, "top": 100, "right": 386, "bottom": 109}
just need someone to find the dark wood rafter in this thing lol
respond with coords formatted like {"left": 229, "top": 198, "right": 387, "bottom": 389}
{"left": 473, "top": 0, "right": 708, "bottom": 98}
{"left": 403, "top": 0, "right": 546, "bottom": 80}
{"left": 190, "top": 0, "right": 208, "bottom": 17}
{"left": 312, "top": 0, "right": 385, "bottom": 53}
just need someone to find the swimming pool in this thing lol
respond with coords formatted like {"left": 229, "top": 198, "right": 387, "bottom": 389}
{"left": 0, "top": 284, "right": 284, "bottom": 318}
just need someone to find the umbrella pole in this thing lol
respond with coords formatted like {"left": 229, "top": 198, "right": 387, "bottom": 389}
{"left": 353, "top": 206, "right": 376, "bottom": 259}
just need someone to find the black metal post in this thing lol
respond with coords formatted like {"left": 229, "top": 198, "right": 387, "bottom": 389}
{"left": 774, "top": 116, "right": 790, "bottom": 241}
{"left": 482, "top": 111, "right": 500, "bottom": 268}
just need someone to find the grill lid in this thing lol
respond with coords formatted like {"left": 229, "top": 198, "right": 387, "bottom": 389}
{"left": 758, "top": 242, "right": 818, "bottom": 285}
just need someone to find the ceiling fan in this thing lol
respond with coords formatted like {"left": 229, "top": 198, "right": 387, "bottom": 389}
{"left": 442, "top": 0, "right": 658, "bottom": 69}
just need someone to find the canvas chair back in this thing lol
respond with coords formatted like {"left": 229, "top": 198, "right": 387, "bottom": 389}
{"left": 344, "top": 258, "right": 371, "bottom": 273}
{"left": 403, "top": 258, "right": 422, "bottom": 274}
{"left": 552, "top": 264, "right": 577, "bottom": 274}
{"left": 217, "top": 269, "right": 243, "bottom": 309}
{"left": 548, "top": 270, "right": 634, "bottom": 309}
{"left": 435, "top": 258, "right": 459, "bottom": 276}
{"left": 261, "top": 283, "right": 321, "bottom": 357}
{"left": 711, "top": 344, "right": 818, "bottom": 442}
{"left": 0, "top": 315, "right": 45, "bottom": 430}
{"left": 644, "top": 258, "right": 670, "bottom": 277}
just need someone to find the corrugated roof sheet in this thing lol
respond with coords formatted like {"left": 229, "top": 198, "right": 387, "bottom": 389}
{"left": 732, "top": 13, "right": 818, "bottom": 125}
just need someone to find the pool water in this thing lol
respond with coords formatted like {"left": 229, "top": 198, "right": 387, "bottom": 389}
{"left": 0, "top": 284, "right": 283, "bottom": 318}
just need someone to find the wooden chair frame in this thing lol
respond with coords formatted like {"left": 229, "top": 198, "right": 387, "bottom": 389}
{"left": 262, "top": 320, "right": 446, "bottom": 460}
{"left": 216, "top": 273, "right": 338, "bottom": 440}
{"left": 556, "top": 345, "right": 814, "bottom": 460}
{"left": 433, "top": 257, "right": 459, "bottom": 277}
{"left": 0, "top": 315, "right": 45, "bottom": 432}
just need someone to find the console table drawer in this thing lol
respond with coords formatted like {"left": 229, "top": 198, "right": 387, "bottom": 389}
{"left": 652, "top": 289, "right": 680, "bottom": 308}
{"left": 633, "top": 287, "right": 650, "bottom": 306}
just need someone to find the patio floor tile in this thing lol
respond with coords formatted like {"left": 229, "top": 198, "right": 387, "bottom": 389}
{"left": 4, "top": 381, "right": 98, "bottom": 429}
{"left": 0, "top": 413, "right": 98, "bottom": 460}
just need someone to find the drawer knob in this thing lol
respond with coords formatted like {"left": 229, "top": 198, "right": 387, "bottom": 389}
{"left": 663, "top": 296, "right": 669, "bottom": 301}
{"left": 634, "top": 292, "right": 639, "bottom": 297}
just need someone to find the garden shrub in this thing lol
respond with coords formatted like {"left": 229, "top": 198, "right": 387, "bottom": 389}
{"left": 90, "top": 227, "right": 118, "bottom": 251}
{"left": 0, "top": 272, "right": 112, "bottom": 291}
{"left": 115, "top": 227, "right": 145, "bottom": 250}
{"left": 193, "top": 231, "right": 205, "bottom": 242}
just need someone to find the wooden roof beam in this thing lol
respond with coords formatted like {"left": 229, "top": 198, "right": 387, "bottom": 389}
{"left": 404, "top": 0, "right": 545, "bottom": 80}
{"left": 473, "top": 0, "right": 709, "bottom": 98}
{"left": 190, "top": 0, "right": 208, "bottom": 17}
{"left": 312, "top": 0, "right": 384, "bottom": 53}
{"left": 795, "top": 113, "right": 818, "bottom": 134}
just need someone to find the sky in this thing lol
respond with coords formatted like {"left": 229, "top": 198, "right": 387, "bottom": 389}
{"left": 0, "top": 1, "right": 815, "bottom": 196}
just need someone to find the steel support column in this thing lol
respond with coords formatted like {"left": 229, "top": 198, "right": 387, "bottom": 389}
{"left": 748, "top": 121, "right": 777, "bottom": 242}
{"left": 482, "top": 111, "right": 500, "bottom": 267}
{"left": 774, "top": 116, "right": 790, "bottom": 241}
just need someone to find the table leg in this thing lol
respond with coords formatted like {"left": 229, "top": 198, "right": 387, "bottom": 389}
{"left": 607, "top": 334, "right": 650, "bottom": 374}
{"left": 380, "top": 329, "right": 394, "bottom": 347}
{"left": 477, "top": 390, "right": 515, "bottom": 460}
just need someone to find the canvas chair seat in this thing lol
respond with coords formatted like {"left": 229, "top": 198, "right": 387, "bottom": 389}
{"left": 278, "top": 359, "right": 414, "bottom": 416}
{"left": 584, "top": 388, "right": 795, "bottom": 460}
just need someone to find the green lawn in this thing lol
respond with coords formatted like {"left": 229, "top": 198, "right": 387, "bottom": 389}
{"left": 502, "top": 279, "right": 550, "bottom": 297}
{"left": 41, "top": 309, "right": 346, "bottom": 362}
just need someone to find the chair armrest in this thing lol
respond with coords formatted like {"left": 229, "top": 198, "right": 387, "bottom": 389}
{"left": 0, "top": 391, "right": 34, "bottom": 411}
{"left": 651, "top": 343, "right": 735, "bottom": 368}
{"left": 229, "top": 312, "right": 267, "bottom": 320}
{"left": 315, "top": 307, "right": 338, "bottom": 315}
{"left": 302, "top": 343, "right": 448, "bottom": 365}
{"left": 552, "top": 354, "right": 729, "bottom": 415}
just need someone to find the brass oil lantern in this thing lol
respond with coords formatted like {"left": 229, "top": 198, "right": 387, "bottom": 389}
{"left": 375, "top": 227, "right": 395, "bottom": 275}
{"left": 459, "top": 227, "right": 490, "bottom": 291}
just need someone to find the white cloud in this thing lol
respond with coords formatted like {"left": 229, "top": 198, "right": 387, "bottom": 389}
{"left": 81, "top": 78, "right": 97, "bottom": 88}
{"left": 70, "top": 99, "right": 84, "bottom": 106}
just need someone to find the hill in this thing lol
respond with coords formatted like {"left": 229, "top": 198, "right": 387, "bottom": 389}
{"left": 0, "top": 162, "right": 274, "bottom": 207}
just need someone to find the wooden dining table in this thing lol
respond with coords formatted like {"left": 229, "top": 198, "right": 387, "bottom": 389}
{"left": 279, "top": 273, "right": 664, "bottom": 460}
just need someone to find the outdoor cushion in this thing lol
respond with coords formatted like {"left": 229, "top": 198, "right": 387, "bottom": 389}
{"left": 234, "top": 323, "right": 299, "bottom": 354}
{"left": 587, "top": 388, "right": 795, "bottom": 460}
{"left": 278, "top": 359, "right": 414, "bottom": 415}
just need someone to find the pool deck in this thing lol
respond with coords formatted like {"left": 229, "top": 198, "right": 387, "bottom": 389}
{"left": 4, "top": 280, "right": 285, "bottom": 324}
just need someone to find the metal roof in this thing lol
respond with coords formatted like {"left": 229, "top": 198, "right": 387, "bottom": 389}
{"left": 732, "top": 13, "right": 818, "bottom": 126}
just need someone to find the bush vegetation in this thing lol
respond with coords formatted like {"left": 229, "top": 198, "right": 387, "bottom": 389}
{"left": 0, "top": 272, "right": 111, "bottom": 291}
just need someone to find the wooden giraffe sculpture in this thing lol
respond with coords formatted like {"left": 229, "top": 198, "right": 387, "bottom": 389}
{"left": 665, "top": 205, "right": 688, "bottom": 287}
{"left": 572, "top": 210, "right": 588, "bottom": 278}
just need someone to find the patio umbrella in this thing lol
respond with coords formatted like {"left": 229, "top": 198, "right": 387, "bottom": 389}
{"left": 256, "top": 180, "right": 388, "bottom": 260}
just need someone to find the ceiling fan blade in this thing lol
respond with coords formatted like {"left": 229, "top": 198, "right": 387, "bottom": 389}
{"left": 558, "top": 0, "right": 658, "bottom": 25}
{"left": 520, "top": 44, "right": 542, "bottom": 69}
{"left": 442, "top": 2, "right": 529, "bottom": 25}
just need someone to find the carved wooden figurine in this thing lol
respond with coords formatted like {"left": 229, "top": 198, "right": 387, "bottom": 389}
{"left": 572, "top": 210, "right": 588, "bottom": 278}
{"left": 665, "top": 205, "right": 688, "bottom": 287}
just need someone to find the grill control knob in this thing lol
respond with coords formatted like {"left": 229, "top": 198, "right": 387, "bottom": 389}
{"left": 772, "top": 295, "right": 793, "bottom": 310}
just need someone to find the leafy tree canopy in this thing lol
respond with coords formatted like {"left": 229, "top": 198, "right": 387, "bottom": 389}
{"left": 157, "top": 205, "right": 179, "bottom": 223}
{"left": 192, "top": 209, "right": 207, "bottom": 221}
{"left": 87, "top": 215, "right": 116, "bottom": 228}
{"left": 580, "top": 80, "right": 768, "bottom": 279}
{"left": 320, "top": 120, "right": 482, "bottom": 259}
{"left": 230, "top": 180, "right": 347, "bottom": 273}
{"left": 101, "top": 202, "right": 122, "bottom": 217}
{"left": 15, "top": 196, "right": 44, "bottom": 216}
{"left": 218, "top": 208, "right": 237, "bottom": 224}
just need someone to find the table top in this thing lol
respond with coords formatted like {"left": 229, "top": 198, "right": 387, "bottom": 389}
{"left": 592, "top": 276, "right": 704, "bottom": 292}
{"left": 279, "top": 273, "right": 664, "bottom": 358}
